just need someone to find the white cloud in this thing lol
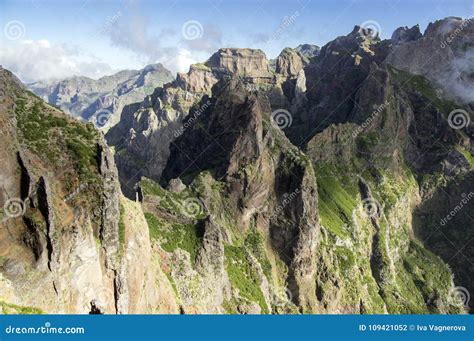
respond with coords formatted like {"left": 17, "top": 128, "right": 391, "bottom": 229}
{"left": 175, "top": 49, "right": 198, "bottom": 73}
{"left": 0, "top": 39, "right": 114, "bottom": 83}
{"left": 105, "top": 13, "right": 219, "bottom": 74}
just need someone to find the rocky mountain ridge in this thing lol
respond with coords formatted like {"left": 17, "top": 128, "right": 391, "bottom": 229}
{"left": 107, "top": 45, "right": 313, "bottom": 196}
{"left": 28, "top": 63, "right": 174, "bottom": 130}
{"left": 1, "top": 16, "right": 473, "bottom": 314}
{"left": 0, "top": 66, "right": 177, "bottom": 313}
{"left": 107, "top": 16, "right": 473, "bottom": 313}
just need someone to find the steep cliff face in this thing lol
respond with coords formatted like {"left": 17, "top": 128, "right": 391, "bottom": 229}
{"left": 286, "top": 26, "right": 391, "bottom": 146}
{"left": 28, "top": 64, "right": 174, "bottom": 129}
{"left": 136, "top": 65, "right": 470, "bottom": 314}
{"left": 291, "top": 17, "right": 474, "bottom": 312}
{"left": 2, "top": 16, "right": 473, "bottom": 315}
{"left": 106, "top": 48, "right": 302, "bottom": 197}
{"left": 0, "top": 67, "right": 177, "bottom": 314}
{"left": 103, "top": 18, "right": 472, "bottom": 314}
{"left": 304, "top": 61, "right": 472, "bottom": 313}
{"left": 141, "top": 77, "right": 319, "bottom": 313}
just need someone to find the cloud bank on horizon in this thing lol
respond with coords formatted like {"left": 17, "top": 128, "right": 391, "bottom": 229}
{"left": 0, "top": 0, "right": 473, "bottom": 83}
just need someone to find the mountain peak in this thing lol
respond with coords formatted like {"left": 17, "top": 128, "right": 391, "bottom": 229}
{"left": 205, "top": 48, "right": 271, "bottom": 78}
{"left": 391, "top": 24, "right": 422, "bottom": 43}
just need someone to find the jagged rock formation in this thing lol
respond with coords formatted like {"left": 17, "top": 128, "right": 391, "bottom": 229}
{"left": 1, "top": 16, "right": 473, "bottom": 315}
{"left": 0, "top": 67, "right": 178, "bottom": 314}
{"left": 295, "top": 44, "right": 320, "bottom": 60}
{"left": 386, "top": 17, "right": 474, "bottom": 104}
{"left": 104, "top": 17, "right": 472, "bottom": 313}
{"left": 269, "top": 44, "right": 320, "bottom": 71}
{"left": 106, "top": 48, "right": 303, "bottom": 197}
{"left": 28, "top": 64, "right": 174, "bottom": 129}
{"left": 141, "top": 77, "right": 319, "bottom": 313}
{"left": 391, "top": 25, "right": 422, "bottom": 43}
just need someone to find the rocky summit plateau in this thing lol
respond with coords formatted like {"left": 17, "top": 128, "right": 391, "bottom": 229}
{"left": 0, "top": 16, "right": 473, "bottom": 315}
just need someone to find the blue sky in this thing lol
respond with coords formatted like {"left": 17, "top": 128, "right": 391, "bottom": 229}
{"left": 1, "top": 0, "right": 473, "bottom": 82}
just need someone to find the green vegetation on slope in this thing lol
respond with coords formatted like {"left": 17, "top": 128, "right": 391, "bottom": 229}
{"left": 224, "top": 245, "right": 269, "bottom": 314}
{"left": 388, "top": 65, "right": 459, "bottom": 115}
{"left": 141, "top": 178, "right": 207, "bottom": 219}
{"left": 15, "top": 98, "right": 101, "bottom": 190}
{"left": 145, "top": 213, "right": 202, "bottom": 265}
{"left": 244, "top": 229, "right": 272, "bottom": 280}
{"left": 315, "top": 164, "right": 358, "bottom": 238}
{"left": 118, "top": 203, "right": 126, "bottom": 250}
{"left": 0, "top": 301, "right": 44, "bottom": 314}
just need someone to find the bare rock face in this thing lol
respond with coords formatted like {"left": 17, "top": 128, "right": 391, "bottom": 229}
{"left": 106, "top": 77, "right": 207, "bottom": 197}
{"left": 0, "top": 67, "right": 176, "bottom": 314}
{"left": 206, "top": 48, "right": 272, "bottom": 79}
{"left": 290, "top": 25, "right": 390, "bottom": 145}
{"left": 107, "top": 48, "right": 297, "bottom": 198}
{"left": 115, "top": 196, "right": 179, "bottom": 314}
{"left": 175, "top": 64, "right": 219, "bottom": 93}
{"left": 386, "top": 17, "right": 474, "bottom": 104}
{"left": 275, "top": 48, "right": 305, "bottom": 78}
{"left": 295, "top": 44, "right": 320, "bottom": 60}
{"left": 391, "top": 25, "right": 422, "bottom": 43}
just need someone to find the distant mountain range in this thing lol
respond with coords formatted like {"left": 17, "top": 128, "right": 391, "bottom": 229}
{"left": 28, "top": 63, "right": 174, "bottom": 129}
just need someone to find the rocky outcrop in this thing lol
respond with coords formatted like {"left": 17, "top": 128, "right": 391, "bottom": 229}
{"left": 0, "top": 67, "right": 175, "bottom": 314}
{"left": 107, "top": 48, "right": 299, "bottom": 198}
{"left": 391, "top": 25, "right": 422, "bottom": 43}
{"left": 206, "top": 48, "right": 272, "bottom": 79}
{"left": 386, "top": 17, "right": 474, "bottom": 104}
{"left": 295, "top": 44, "right": 320, "bottom": 60}
{"left": 288, "top": 25, "right": 391, "bottom": 145}
{"left": 275, "top": 48, "right": 305, "bottom": 78}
